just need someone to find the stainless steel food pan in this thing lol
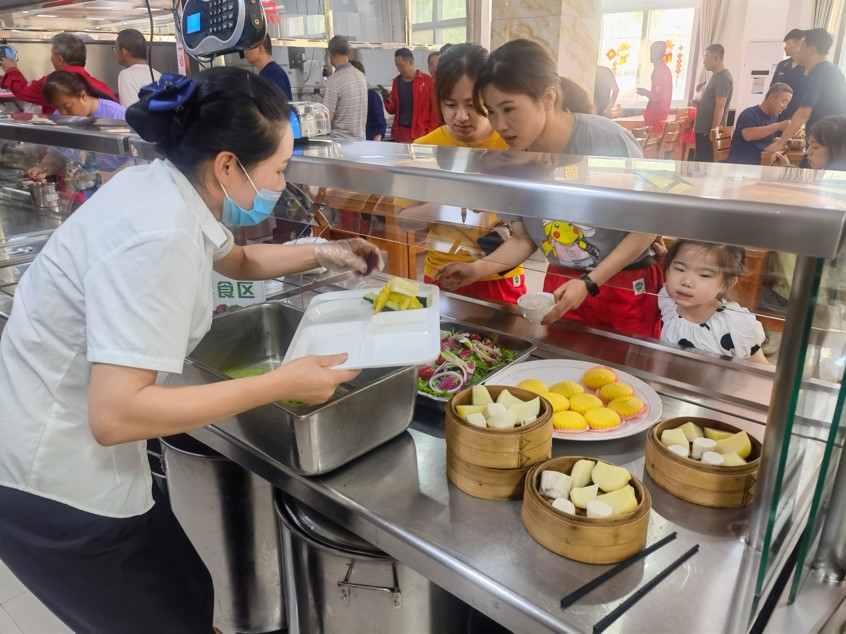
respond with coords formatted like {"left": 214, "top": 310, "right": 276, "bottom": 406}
{"left": 175, "top": 301, "right": 418, "bottom": 475}
{"left": 416, "top": 318, "right": 536, "bottom": 413}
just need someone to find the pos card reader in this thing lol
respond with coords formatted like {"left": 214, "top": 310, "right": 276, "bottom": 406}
{"left": 179, "top": 0, "right": 266, "bottom": 58}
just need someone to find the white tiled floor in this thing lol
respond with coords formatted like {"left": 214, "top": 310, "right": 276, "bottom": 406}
{"left": 0, "top": 560, "right": 70, "bottom": 634}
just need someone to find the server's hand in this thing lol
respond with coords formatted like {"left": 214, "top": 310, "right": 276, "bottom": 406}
{"left": 314, "top": 238, "right": 383, "bottom": 275}
{"left": 273, "top": 353, "right": 360, "bottom": 404}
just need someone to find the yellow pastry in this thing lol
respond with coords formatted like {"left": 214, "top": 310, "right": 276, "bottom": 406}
{"left": 542, "top": 392, "right": 569, "bottom": 413}
{"left": 517, "top": 378, "right": 548, "bottom": 395}
{"left": 585, "top": 407, "right": 622, "bottom": 430}
{"left": 568, "top": 393, "right": 604, "bottom": 414}
{"left": 549, "top": 381, "right": 584, "bottom": 399}
{"left": 608, "top": 396, "right": 646, "bottom": 420}
{"left": 597, "top": 382, "right": 634, "bottom": 404}
{"left": 552, "top": 411, "right": 588, "bottom": 432}
{"left": 582, "top": 366, "right": 617, "bottom": 391}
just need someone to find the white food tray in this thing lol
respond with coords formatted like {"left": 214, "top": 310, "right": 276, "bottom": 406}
{"left": 283, "top": 284, "right": 441, "bottom": 370}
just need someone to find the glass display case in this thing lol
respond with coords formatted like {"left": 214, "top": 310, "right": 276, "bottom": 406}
{"left": 2, "top": 121, "right": 846, "bottom": 632}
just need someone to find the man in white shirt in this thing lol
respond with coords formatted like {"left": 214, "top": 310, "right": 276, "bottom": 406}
{"left": 324, "top": 35, "right": 367, "bottom": 140}
{"left": 114, "top": 29, "right": 162, "bottom": 107}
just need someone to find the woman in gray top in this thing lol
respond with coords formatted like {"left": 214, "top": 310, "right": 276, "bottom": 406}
{"left": 435, "top": 39, "right": 663, "bottom": 339}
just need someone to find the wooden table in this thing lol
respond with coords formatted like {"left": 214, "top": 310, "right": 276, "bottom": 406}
{"left": 613, "top": 115, "right": 648, "bottom": 131}
{"left": 760, "top": 149, "right": 805, "bottom": 166}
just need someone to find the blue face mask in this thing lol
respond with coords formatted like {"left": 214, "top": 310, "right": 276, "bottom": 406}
{"left": 219, "top": 159, "right": 283, "bottom": 226}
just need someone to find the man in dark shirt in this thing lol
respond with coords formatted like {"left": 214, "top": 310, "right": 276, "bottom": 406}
{"left": 382, "top": 48, "right": 438, "bottom": 142}
{"left": 244, "top": 35, "right": 292, "bottom": 101}
{"left": 766, "top": 28, "right": 846, "bottom": 157}
{"left": 693, "top": 44, "right": 733, "bottom": 162}
{"left": 771, "top": 29, "right": 805, "bottom": 121}
{"left": 727, "top": 83, "right": 793, "bottom": 164}
{"left": 594, "top": 65, "right": 618, "bottom": 118}
{"left": 349, "top": 60, "right": 386, "bottom": 141}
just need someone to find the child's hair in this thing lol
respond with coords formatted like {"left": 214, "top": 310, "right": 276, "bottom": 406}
{"left": 664, "top": 240, "right": 746, "bottom": 301}
{"left": 43, "top": 70, "right": 115, "bottom": 105}
{"left": 473, "top": 39, "right": 595, "bottom": 115}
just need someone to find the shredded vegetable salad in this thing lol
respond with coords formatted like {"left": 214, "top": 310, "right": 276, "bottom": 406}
{"left": 417, "top": 329, "right": 517, "bottom": 398}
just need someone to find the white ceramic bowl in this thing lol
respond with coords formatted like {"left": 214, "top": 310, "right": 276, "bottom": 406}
{"left": 517, "top": 292, "right": 556, "bottom": 323}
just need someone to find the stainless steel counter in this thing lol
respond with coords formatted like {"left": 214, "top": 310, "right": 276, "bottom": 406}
{"left": 0, "top": 205, "right": 58, "bottom": 243}
{"left": 191, "top": 390, "right": 816, "bottom": 634}
{"left": 185, "top": 293, "right": 831, "bottom": 634}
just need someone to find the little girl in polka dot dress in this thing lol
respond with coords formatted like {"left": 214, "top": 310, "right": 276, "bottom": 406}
{"left": 658, "top": 240, "right": 768, "bottom": 364}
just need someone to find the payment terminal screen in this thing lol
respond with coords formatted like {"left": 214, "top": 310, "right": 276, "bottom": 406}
{"left": 186, "top": 13, "right": 201, "bottom": 34}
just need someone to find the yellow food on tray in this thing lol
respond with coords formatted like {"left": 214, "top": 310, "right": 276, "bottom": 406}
{"left": 582, "top": 366, "right": 617, "bottom": 391}
{"left": 607, "top": 396, "right": 646, "bottom": 420}
{"left": 597, "top": 382, "right": 634, "bottom": 404}
{"left": 542, "top": 392, "right": 569, "bottom": 413}
{"left": 549, "top": 381, "right": 584, "bottom": 398}
{"left": 584, "top": 407, "right": 621, "bottom": 430}
{"left": 517, "top": 378, "right": 549, "bottom": 395}
{"left": 568, "top": 393, "right": 603, "bottom": 415}
{"left": 365, "top": 278, "right": 425, "bottom": 314}
{"left": 552, "top": 411, "right": 587, "bottom": 431}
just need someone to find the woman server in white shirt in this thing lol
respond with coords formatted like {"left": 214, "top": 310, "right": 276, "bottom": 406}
{"left": 0, "top": 67, "right": 380, "bottom": 632}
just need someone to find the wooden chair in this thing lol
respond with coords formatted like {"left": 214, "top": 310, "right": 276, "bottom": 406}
{"left": 674, "top": 107, "right": 693, "bottom": 123}
{"left": 658, "top": 121, "right": 682, "bottom": 160}
{"left": 709, "top": 126, "right": 733, "bottom": 162}
{"left": 631, "top": 126, "right": 650, "bottom": 150}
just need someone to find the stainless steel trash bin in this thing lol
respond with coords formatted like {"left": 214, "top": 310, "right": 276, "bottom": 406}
{"left": 160, "top": 434, "right": 284, "bottom": 633}
{"left": 274, "top": 492, "right": 469, "bottom": 634}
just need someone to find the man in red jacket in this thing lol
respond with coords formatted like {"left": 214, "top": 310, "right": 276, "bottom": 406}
{"left": 381, "top": 48, "right": 439, "bottom": 142}
{"left": 1, "top": 33, "right": 116, "bottom": 114}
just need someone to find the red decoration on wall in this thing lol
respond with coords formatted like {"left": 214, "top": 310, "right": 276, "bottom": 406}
{"left": 261, "top": 0, "right": 281, "bottom": 24}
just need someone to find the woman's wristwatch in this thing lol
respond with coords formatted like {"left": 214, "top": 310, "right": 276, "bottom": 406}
{"left": 579, "top": 273, "right": 600, "bottom": 297}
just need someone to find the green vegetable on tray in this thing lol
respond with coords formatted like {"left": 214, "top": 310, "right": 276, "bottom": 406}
{"left": 417, "top": 330, "right": 517, "bottom": 399}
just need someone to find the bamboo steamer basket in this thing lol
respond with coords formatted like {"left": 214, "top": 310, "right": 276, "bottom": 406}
{"left": 446, "top": 450, "right": 529, "bottom": 500}
{"left": 521, "top": 456, "right": 651, "bottom": 564}
{"left": 445, "top": 385, "right": 553, "bottom": 469}
{"left": 644, "top": 417, "right": 761, "bottom": 508}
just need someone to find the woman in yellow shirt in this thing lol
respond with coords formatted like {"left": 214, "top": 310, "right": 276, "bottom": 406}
{"left": 407, "top": 43, "right": 526, "bottom": 303}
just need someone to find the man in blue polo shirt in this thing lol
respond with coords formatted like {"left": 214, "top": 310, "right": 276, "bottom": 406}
{"left": 728, "top": 83, "right": 793, "bottom": 164}
{"left": 771, "top": 29, "right": 805, "bottom": 121}
{"left": 244, "top": 35, "right": 293, "bottom": 102}
{"left": 766, "top": 28, "right": 846, "bottom": 159}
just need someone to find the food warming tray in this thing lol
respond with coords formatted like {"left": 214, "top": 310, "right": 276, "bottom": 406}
{"left": 416, "top": 318, "right": 536, "bottom": 413}
{"left": 174, "top": 301, "right": 418, "bottom": 475}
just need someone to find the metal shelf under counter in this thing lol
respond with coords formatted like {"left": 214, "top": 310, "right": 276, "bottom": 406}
{"left": 185, "top": 291, "right": 830, "bottom": 634}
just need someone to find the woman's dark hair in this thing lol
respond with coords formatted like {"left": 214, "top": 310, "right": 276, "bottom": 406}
{"left": 43, "top": 70, "right": 115, "bottom": 105}
{"left": 664, "top": 240, "right": 746, "bottom": 301}
{"left": 126, "top": 67, "right": 291, "bottom": 176}
{"left": 809, "top": 116, "right": 846, "bottom": 169}
{"left": 433, "top": 43, "right": 489, "bottom": 120}
{"left": 474, "top": 39, "right": 594, "bottom": 115}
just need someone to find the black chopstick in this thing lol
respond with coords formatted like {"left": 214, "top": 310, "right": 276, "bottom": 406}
{"left": 592, "top": 544, "right": 700, "bottom": 634}
{"left": 560, "top": 531, "right": 678, "bottom": 609}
